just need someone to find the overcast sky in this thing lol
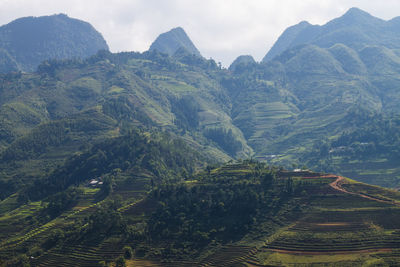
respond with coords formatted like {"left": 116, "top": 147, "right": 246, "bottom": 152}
{"left": 1, "top": 0, "right": 400, "bottom": 66}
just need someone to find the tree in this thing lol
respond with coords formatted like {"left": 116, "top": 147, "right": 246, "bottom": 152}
{"left": 123, "top": 245, "right": 133, "bottom": 259}
{"left": 115, "top": 256, "right": 126, "bottom": 267}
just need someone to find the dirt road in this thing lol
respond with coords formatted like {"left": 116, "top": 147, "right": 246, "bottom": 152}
{"left": 329, "top": 176, "right": 400, "bottom": 206}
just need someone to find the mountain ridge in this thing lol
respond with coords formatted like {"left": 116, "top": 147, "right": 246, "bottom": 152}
{"left": 263, "top": 7, "right": 400, "bottom": 62}
{"left": 1, "top": 8, "right": 400, "bottom": 266}
{"left": 0, "top": 14, "right": 109, "bottom": 73}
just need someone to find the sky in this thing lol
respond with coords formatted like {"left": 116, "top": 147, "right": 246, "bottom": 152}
{"left": 1, "top": 0, "right": 400, "bottom": 66}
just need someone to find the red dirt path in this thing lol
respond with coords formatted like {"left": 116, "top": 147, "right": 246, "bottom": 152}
{"left": 329, "top": 176, "right": 400, "bottom": 206}
{"left": 263, "top": 174, "right": 400, "bottom": 256}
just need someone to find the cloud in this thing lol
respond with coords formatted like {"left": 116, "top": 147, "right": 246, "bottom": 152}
{"left": 1, "top": 0, "right": 400, "bottom": 66}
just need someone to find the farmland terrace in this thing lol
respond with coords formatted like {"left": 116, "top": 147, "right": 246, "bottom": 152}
{"left": 2, "top": 165, "right": 400, "bottom": 266}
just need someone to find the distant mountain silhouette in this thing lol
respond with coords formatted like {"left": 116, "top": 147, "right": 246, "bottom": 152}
{"left": 263, "top": 7, "right": 400, "bottom": 62}
{"left": 0, "top": 14, "right": 109, "bottom": 72}
{"left": 149, "top": 27, "right": 201, "bottom": 57}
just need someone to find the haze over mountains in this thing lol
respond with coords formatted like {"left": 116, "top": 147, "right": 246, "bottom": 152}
{"left": 0, "top": 14, "right": 108, "bottom": 73}
{"left": 2, "top": 7, "right": 400, "bottom": 267}
{"left": 149, "top": 27, "right": 202, "bottom": 57}
{"left": 263, "top": 7, "right": 400, "bottom": 62}
{"left": 0, "top": 8, "right": 400, "bottom": 188}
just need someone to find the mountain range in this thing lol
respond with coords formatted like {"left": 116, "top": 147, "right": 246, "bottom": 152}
{"left": 263, "top": 7, "right": 400, "bottom": 61}
{"left": 1, "top": 7, "right": 400, "bottom": 266}
{"left": 0, "top": 8, "right": 399, "bottom": 188}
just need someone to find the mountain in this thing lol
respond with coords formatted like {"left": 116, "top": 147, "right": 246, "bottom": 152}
{"left": 0, "top": 50, "right": 255, "bottom": 199}
{"left": 228, "top": 55, "right": 256, "bottom": 73}
{"left": 1, "top": 8, "right": 400, "bottom": 191}
{"left": 263, "top": 7, "right": 400, "bottom": 61}
{"left": 262, "top": 20, "right": 312, "bottom": 62}
{"left": 0, "top": 14, "right": 109, "bottom": 73}
{"left": 2, "top": 8, "right": 400, "bottom": 266}
{"left": 149, "top": 27, "right": 202, "bottom": 57}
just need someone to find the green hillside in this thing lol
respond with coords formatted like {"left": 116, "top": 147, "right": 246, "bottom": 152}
{"left": 1, "top": 162, "right": 400, "bottom": 266}
{"left": 1, "top": 7, "right": 400, "bottom": 266}
{"left": 2, "top": 38, "right": 400, "bottom": 190}
{"left": 0, "top": 50, "right": 256, "bottom": 200}
{"left": 2, "top": 8, "right": 400, "bottom": 190}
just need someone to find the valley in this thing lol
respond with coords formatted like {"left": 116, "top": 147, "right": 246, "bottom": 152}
{"left": 1, "top": 5, "right": 400, "bottom": 267}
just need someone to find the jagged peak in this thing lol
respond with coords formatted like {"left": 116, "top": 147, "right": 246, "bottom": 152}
{"left": 330, "top": 7, "right": 383, "bottom": 25}
{"left": 149, "top": 27, "right": 201, "bottom": 57}
{"left": 343, "top": 7, "right": 372, "bottom": 17}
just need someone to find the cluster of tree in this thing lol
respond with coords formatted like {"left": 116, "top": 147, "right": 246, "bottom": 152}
{"left": 84, "top": 198, "right": 126, "bottom": 237}
{"left": 170, "top": 95, "right": 200, "bottom": 131}
{"left": 20, "top": 130, "right": 201, "bottom": 201}
{"left": 305, "top": 111, "right": 400, "bottom": 171}
{"left": 0, "top": 179, "right": 16, "bottom": 200}
{"left": 102, "top": 96, "right": 153, "bottom": 126}
{"left": 204, "top": 127, "right": 243, "bottom": 156}
{"left": 45, "top": 187, "right": 82, "bottom": 218}
{"left": 145, "top": 162, "right": 300, "bottom": 257}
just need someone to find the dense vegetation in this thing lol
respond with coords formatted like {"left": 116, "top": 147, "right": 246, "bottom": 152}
{"left": 305, "top": 112, "right": 400, "bottom": 187}
{"left": 20, "top": 130, "right": 202, "bottom": 201}
{"left": 147, "top": 163, "right": 282, "bottom": 254}
{"left": 2, "top": 7, "right": 400, "bottom": 266}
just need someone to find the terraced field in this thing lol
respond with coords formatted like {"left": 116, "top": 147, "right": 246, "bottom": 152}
{"left": 124, "top": 170, "right": 400, "bottom": 266}
{"left": 0, "top": 188, "right": 104, "bottom": 256}
{"left": 125, "top": 170, "right": 400, "bottom": 267}
{"left": 2, "top": 166, "right": 400, "bottom": 266}
{"left": 256, "top": 174, "right": 400, "bottom": 266}
{"left": 33, "top": 238, "right": 126, "bottom": 267}
{"left": 0, "top": 171, "right": 153, "bottom": 266}
{"left": 334, "top": 158, "right": 400, "bottom": 188}
{"left": 198, "top": 245, "right": 258, "bottom": 267}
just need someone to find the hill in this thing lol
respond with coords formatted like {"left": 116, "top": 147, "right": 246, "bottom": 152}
{"left": 0, "top": 14, "right": 109, "bottom": 73}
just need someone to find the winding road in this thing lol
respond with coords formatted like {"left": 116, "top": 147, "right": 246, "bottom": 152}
{"left": 329, "top": 175, "right": 400, "bottom": 206}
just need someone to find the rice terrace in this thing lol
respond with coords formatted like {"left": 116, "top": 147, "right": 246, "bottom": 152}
{"left": 2, "top": 163, "right": 400, "bottom": 266}
{"left": 2, "top": 1, "right": 400, "bottom": 266}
